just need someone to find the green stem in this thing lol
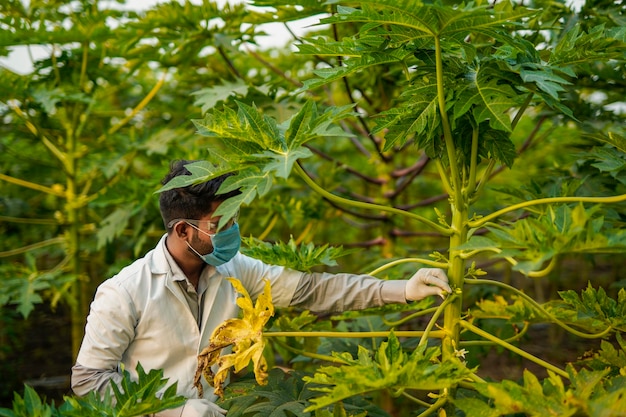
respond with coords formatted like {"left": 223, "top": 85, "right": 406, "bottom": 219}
{"left": 460, "top": 321, "right": 530, "bottom": 347}
{"left": 467, "top": 373, "right": 487, "bottom": 384}
{"left": 74, "top": 92, "right": 97, "bottom": 143}
{"left": 368, "top": 258, "right": 449, "bottom": 276}
{"left": 42, "top": 136, "right": 69, "bottom": 170}
{"left": 460, "top": 247, "right": 503, "bottom": 259}
{"left": 0, "top": 173, "right": 66, "bottom": 197}
{"left": 9, "top": 104, "right": 68, "bottom": 168}
{"left": 257, "top": 213, "right": 278, "bottom": 240}
{"left": 63, "top": 114, "right": 82, "bottom": 361}
{"left": 0, "top": 216, "right": 58, "bottom": 225}
{"left": 468, "top": 194, "right": 626, "bottom": 228}
{"left": 465, "top": 279, "right": 613, "bottom": 339}
{"left": 0, "top": 237, "right": 65, "bottom": 257}
{"left": 460, "top": 320, "right": 569, "bottom": 379}
{"left": 441, "top": 207, "right": 467, "bottom": 372}
{"left": 294, "top": 163, "right": 453, "bottom": 235}
{"left": 401, "top": 391, "right": 432, "bottom": 408}
{"left": 383, "top": 307, "right": 439, "bottom": 327}
{"left": 511, "top": 93, "right": 534, "bottom": 130}
{"left": 271, "top": 338, "right": 349, "bottom": 365}
{"left": 435, "top": 159, "right": 454, "bottom": 196}
{"left": 368, "top": 318, "right": 380, "bottom": 350}
{"left": 263, "top": 330, "right": 445, "bottom": 339}
{"left": 466, "top": 125, "right": 480, "bottom": 198}
{"left": 101, "top": 72, "right": 167, "bottom": 139}
{"left": 217, "top": 45, "right": 242, "bottom": 79}
{"left": 79, "top": 41, "right": 89, "bottom": 93}
{"left": 513, "top": 256, "right": 558, "bottom": 278}
{"left": 434, "top": 36, "right": 463, "bottom": 208}
{"left": 470, "top": 159, "right": 495, "bottom": 204}
{"left": 419, "top": 294, "right": 458, "bottom": 348}
{"left": 416, "top": 395, "right": 447, "bottom": 417}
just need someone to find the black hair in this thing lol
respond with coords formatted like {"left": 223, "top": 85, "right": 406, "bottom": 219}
{"left": 159, "top": 160, "right": 240, "bottom": 230}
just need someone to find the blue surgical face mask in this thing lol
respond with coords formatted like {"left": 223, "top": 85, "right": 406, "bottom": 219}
{"left": 186, "top": 223, "right": 241, "bottom": 266}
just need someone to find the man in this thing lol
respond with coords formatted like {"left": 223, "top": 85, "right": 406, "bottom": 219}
{"left": 71, "top": 160, "right": 451, "bottom": 417}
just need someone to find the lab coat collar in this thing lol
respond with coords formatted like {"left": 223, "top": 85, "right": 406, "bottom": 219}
{"left": 149, "top": 233, "right": 216, "bottom": 280}
{"left": 148, "top": 234, "right": 173, "bottom": 275}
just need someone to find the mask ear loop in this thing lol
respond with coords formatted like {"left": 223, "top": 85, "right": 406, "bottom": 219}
{"left": 186, "top": 240, "right": 206, "bottom": 260}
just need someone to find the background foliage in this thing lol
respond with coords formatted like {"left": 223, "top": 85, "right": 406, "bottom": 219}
{"left": 1, "top": 0, "right": 625, "bottom": 415}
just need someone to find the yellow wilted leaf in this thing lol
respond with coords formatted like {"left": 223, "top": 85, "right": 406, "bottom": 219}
{"left": 194, "top": 277, "right": 274, "bottom": 398}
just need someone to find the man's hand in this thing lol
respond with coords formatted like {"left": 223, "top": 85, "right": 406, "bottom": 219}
{"left": 181, "top": 399, "right": 227, "bottom": 417}
{"left": 405, "top": 268, "right": 451, "bottom": 301}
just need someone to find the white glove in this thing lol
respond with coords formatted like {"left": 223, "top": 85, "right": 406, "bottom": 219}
{"left": 405, "top": 268, "right": 451, "bottom": 301}
{"left": 181, "top": 399, "right": 227, "bottom": 417}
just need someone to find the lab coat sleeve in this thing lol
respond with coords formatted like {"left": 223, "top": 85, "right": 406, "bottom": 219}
{"left": 290, "top": 272, "right": 407, "bottom": 313}
{"left": 71, "top": 279, "right": 137, "bottom": 396}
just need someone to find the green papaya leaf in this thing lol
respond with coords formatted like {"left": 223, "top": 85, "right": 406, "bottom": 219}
{"left": 192, "top": 80, "right": 250, "bottom": 114}
{"left": 456, "top": 365, "right": 626, "bottom": 417}
{"left": 241, "top": 236, "right": 354, "bottom": 272}
{"left": 577, "top": 333, "right": 626, "bottom": 375}
{"left": 303, "top": 331, "right": 473, "bottom": 411}
{"left": 546, "top": 284, "right": 626, "bottom": 332}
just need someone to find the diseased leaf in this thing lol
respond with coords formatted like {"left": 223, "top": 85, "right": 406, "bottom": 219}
{"left": 195, "top": 278, "right": 274, "bottom": 399}
{"left": 218, "top": 368, "right": 389, "bottom": 417}
{"left": 577, "top": 333, "right": 626, "bottom": 376}
{"left": 375, "top": 90, "right": 440, "bottom": 152}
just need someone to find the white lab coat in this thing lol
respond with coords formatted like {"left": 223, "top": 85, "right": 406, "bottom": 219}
{"left": 74, "top": 234, "right": 302, "bottom": 402}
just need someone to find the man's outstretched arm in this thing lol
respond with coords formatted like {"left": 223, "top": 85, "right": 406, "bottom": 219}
{"left": 289, "top": 267, "right": 451, "bottom": 312}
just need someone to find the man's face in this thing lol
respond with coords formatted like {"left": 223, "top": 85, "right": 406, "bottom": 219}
{"left": 186, "top": 201, "right": 223, "bottom": 256}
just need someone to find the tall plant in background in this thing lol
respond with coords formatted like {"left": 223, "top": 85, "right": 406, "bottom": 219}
{"left": 172, "top": 0, "right": 626, "bottom": 415}
{"left": 0, "top": 0, "right": 263, "bottom": 361}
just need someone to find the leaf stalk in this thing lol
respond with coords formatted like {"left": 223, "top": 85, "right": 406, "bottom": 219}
{"left": 295, "top": 163, "right": 453, "bottom": 235}
{"left": 368, "top": 257, "right": 450, "bottom": 276}
{"left": 419, "top": 294, "right": 458, "bottom": 348}
{"left": 468, "top": 194, "right": 626, "bottom": 228}
{"left": 465, "top": 279, "right": 613, "bottom": 339}
{"left": 263, "top": 330, "right": 445, "bottom": 339}
{"left": 460, "top": 320, "right": 569, "bottom": 379}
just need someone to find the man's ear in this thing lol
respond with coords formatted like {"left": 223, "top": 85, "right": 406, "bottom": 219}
{"left": 173, "top": 221, "right": 189, "bottom": 238}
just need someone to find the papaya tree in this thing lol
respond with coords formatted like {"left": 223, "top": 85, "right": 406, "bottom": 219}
{"left": 166, "top": 0, "right": 626, "bottom": 415}
{"left": 1, "top": 0, "right": 624, "bottom": 414}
